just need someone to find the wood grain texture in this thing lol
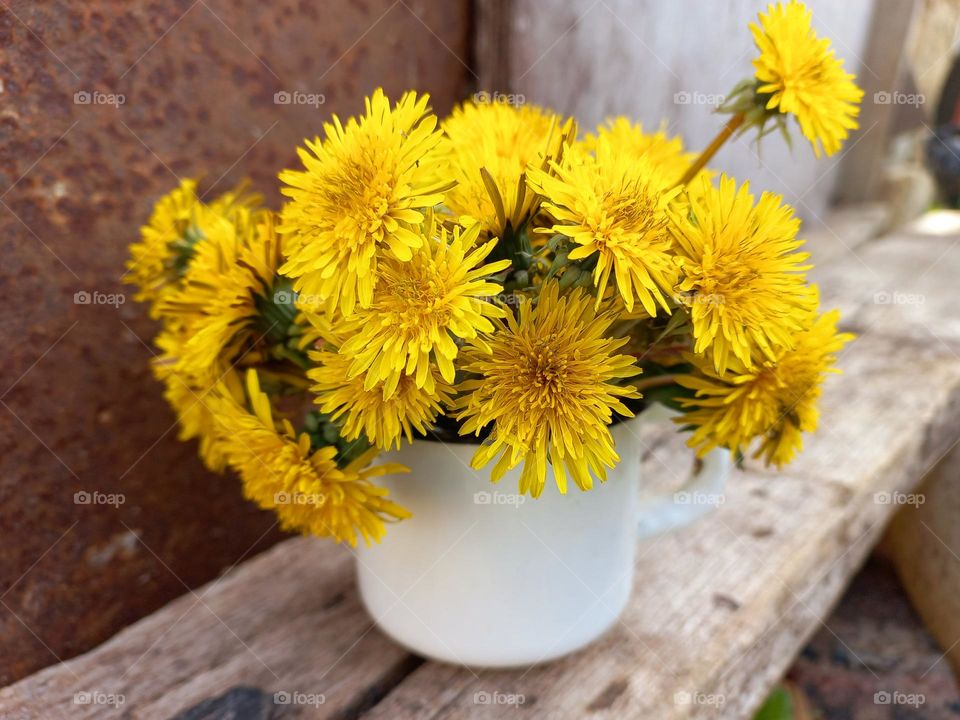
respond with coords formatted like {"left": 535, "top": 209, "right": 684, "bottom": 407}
{"left": 0, "top": 538, "right": 413, "bottom": 719}
{"left": 3, "top": 209, "right": 959, "bottom": 719}
{"left": 801, "top": 203, "right": 888, "bottom": 264}
{"left": 474, "top": 0, "right": 514, "bottom": 92}
{"left": 882, "top": 445, "right": 960, "bottom": 680}
{"left": 811, "top": 226, "right": 960, "bottom": 348}
{"left": 832, "top": 0, "right": 919, "bottom": 205}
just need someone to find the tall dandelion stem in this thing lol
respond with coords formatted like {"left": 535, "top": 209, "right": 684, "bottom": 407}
{"left": 677, "top": 113, "right": 745, "bottom": 187}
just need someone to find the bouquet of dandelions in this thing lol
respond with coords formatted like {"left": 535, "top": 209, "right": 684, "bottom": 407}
{"left": 127, "top": 1, "right": 861, "bottom": 547}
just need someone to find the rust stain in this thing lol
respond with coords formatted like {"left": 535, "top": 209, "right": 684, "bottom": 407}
{"left": 0, "top": 0, "right": 472, "bottom": 683}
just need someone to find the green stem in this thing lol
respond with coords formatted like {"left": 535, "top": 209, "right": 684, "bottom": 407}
{"left": 676, "top": 113, "right": 745, "bottom": 187}
{"left": 632, "top": 374, "right": 684, "bottom": 392}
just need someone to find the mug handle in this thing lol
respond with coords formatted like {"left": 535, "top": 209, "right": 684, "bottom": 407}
{"left": 634, "top": 403, "right": 732, "bottom": 540}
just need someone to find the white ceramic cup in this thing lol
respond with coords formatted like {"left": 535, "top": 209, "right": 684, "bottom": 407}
{"left": 356, "top": 405, "right": 731, "bottom": 668}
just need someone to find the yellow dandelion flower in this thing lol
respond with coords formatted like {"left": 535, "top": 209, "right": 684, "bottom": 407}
{"left": 337, "top": 218, "right": 510, "bottom": 393}
{"left": 527, "top": 137, "right": 682, "bottom": 316}
{"left": 278, "top": 89, "right": 450, "bottom": 316}
{"left": 151, "top": 326, "right": 244, "bottom": 472}
{"left": 295, "top": 296, "right": 341, "bottom": 351}
{"left": 454, "top": 282, "right": 641, "bottom": 497}
{"left": 751, "top": 1, "right": 863, "bottom": 157}
{"left": 213, "top": 370, "right": 410, "bottom": 546}
{"left": 582, "top": 117, "right": 711, "bottom": 190}
{"left": 676, "top": 309, "right": 853, "bottom": 466}
{"left": 127, "top": 179, "right": 201, "bottom": 310}
{"left": 126, "top": 179, "right": 263, "bottom": 314}
{"left": 157, "top": 211, "right": 286, "bottom": 382}
{"left": 672, "top": 174, "right": 816, "bottom": 375}
{"left": 437, "top": 98, "right": 571, "bottom": 235}
{"left": 309, "top": 351, "right": 455, "bottom": 450}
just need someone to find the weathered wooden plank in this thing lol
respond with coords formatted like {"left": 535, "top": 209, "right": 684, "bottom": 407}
{"left": 0, "top": 539, "right": 415, "bottom": 719}
{"left": 882, "top": 444, "right": 960, "bottom": 680}
{"left": 832, "top": 0, "right": 919, "bottom": 205}
{"left": 474, "top": 0, "right": 514, "bottom": 93}
{"left": 801, "top": 202, "right": 887, "bottom": 264}
{"left": 812, "top": 228, "right": 960, "bottom": 347}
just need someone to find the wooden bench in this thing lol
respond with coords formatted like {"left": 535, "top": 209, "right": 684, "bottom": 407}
{"left": 3, "top": 206, "right": 959, "bottom": 719}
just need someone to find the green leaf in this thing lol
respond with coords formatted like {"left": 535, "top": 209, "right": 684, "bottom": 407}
{"left": 753, "top": 686, "right": 794, "bottom": 720}
{"left": 652, "top": 308, "right": 691, "bottom": 345}
{"left": 480, "top": 167, "right": 507, "bottom": 231}
{"left": 558, "top": 266, "right": 581, "bottom": 289}
{"left": 512, "top": 171, "right": 527, "bottom": 227}
{"left": 303, "top": 410, "right": 374, "bottom": 466}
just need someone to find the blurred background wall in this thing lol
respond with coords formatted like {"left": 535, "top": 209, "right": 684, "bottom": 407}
{"left": 484, "top": 0, "right": 919, "bottom": 223}
{"left": 0, "top": 0, "right": 472, "bottom": 684}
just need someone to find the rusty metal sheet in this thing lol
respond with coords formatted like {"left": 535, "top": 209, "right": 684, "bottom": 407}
{"left": 0, "top": 0, "right": 472, "bottom": 683}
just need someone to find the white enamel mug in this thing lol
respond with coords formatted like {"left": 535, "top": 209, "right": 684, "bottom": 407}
{"left": 355, "top": 404, "right": 731, "bottom": 668}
